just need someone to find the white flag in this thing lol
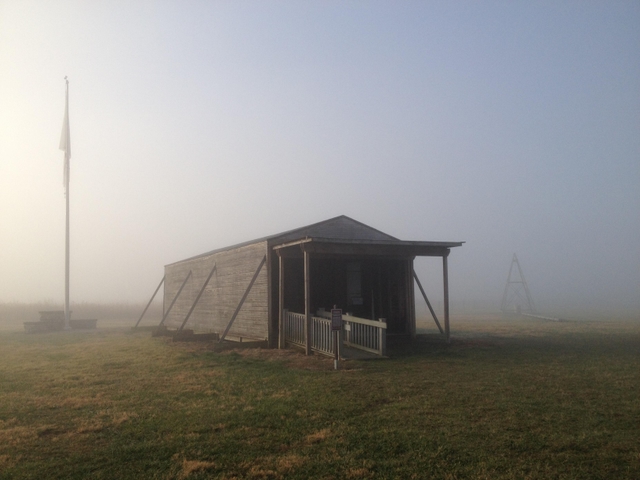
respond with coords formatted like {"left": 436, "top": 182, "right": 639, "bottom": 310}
{"left": 59, "top": 78, "right": 71, "bottom": 188}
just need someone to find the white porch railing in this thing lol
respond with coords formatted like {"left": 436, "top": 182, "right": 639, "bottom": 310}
{"left": 342, "top": 314, "right": 387, "bottom": 356}
{"left": 283, "top": 311, "right": 306, "bottom": 348}
{"left": 284, "top": 309, "right": 387, "bottom": 356}
{"left": 283, "top": 310, "right": 337, "bottom": 356}
{"left": 310, "top": 315, "right": 335, "bottom": 356}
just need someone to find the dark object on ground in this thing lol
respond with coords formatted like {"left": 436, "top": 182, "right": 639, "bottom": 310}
{"left": 24, "top": 311, "right": 97, "bottom": 333}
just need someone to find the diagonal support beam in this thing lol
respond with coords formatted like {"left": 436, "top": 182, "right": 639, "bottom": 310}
{"left": 159, "top": 271, "right": 192, "bottom": 326}
{"left": 219, "top": 256, "right": 267, "bottom": 343}
{"left": 134, "top": 275, "right": 165, "bottom": 329}
{"left": 179, "top": 264, "right": 217, "bottom": 331}
{"left": 413, "top": 270, "right": 444, "bottom": 335}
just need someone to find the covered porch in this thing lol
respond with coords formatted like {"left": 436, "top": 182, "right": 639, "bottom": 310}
{"left": 271, "top": 237, "right": 462, "bottom": 357}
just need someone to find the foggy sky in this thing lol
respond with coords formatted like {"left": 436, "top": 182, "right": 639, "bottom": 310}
{"left": 1, "top": 1, "right": 638, "bottom": 315}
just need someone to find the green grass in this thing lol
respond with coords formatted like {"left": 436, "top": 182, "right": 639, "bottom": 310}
{"left": 0, "top": 316, "right": 638, "bottom": 479}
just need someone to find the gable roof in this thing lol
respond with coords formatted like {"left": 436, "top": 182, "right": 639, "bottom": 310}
{"left": 270, "top": 215, "right": 397, "bottom": 243}
{"left": 167, "top": 215, "right": 462, "bottom": 265}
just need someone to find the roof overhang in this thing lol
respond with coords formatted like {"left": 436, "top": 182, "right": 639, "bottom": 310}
{"left": 272, "top": 237, "right": 464, "bottom": 258}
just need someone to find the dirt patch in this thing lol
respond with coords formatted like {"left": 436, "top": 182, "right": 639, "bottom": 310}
{"left": 275, "top": 453, "right": 306, "bottom": 473}
{"left": 178, "top": 459, "right": 217, "bottom": 479}
{"left": 37, "top": 425, "right": 66, "bottom": 437}
{"left": 305, "top": 428, "right": 330, "bottom": 445}
{"left": 0, "top": 425, "right": 36, "bottom": 445}
{"left": 347, "top": 467, "right": 373, "bottom": 479}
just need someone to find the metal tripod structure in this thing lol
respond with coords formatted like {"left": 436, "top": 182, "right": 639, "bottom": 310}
{"left": 500, "top": 253, "right": 536, "bottom": 314}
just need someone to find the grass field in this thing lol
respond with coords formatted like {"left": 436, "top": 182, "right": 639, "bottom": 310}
{"left": 0, "top": 314, "right": 638, "bottom": 479}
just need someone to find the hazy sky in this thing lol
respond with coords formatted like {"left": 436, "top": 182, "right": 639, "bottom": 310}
{"left": 1, "top": 1, "right": 638, "bottom": 315}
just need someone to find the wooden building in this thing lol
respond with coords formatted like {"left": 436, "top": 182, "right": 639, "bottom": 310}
{"left": 161, "top": 216, "right": 463, "bottom": 355}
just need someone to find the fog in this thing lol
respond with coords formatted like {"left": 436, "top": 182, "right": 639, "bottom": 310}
{"left": 1, "top": 2, "right": 638, "bottom": 317}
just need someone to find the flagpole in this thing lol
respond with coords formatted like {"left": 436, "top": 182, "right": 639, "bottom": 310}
{"left": 61, "top": 77, "right": 71, "bottom": 330}
{"left": 65, "top": 140, "right": 70, "bottom": 330}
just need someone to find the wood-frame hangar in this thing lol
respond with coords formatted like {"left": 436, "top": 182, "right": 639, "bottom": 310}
{"left": 148, "top": 216, "right": 463, "bottom": 355}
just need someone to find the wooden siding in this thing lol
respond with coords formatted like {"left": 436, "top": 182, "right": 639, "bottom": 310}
{"left": 163, "top": 241, "right": 269, "bottom": 339}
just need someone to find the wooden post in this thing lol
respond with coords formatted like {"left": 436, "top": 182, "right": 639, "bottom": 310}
{"left": 333, "top": 330, "right": 339, "bottom": 369}
{"left": 443, "top": 252, "right": 450, "bottom": 343}
{"left": 266, "top": 251, "right": 273, "bottom": 348}
{"left": 379, "top": 318, "right": 387, "bottom": 356}
{"left": 278, "top": 253, "right": 285, "bottom": 349}
{"left": 331, "top": 306, "right": 341, "bottom": 369}
{"left": 159, "top": 271, "right": 192, "bottom": 326}
{"left": 371, "top": 289, "right": 375, "bottom": 321}
{"left": 179, "top": 264, "right": 217, "bottom": 331}
{"left": 282, "top": 309, "right": 288, "bottom": 347}
{"left": 377, "top": 263, "right": 383, "bottom": 322}
{"left": 304, "top": 249, "right": 311, "bottom": 356}
{"left": 134, "top": 275, "right": 165, "bottom": 329}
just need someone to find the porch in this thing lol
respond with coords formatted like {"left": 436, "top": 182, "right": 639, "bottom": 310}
{"left": 272, "top": 236, "right": 462, "bottom": 356}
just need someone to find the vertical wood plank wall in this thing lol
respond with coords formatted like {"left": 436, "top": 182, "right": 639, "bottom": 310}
{"left": 163, "top": 241, "right": 269, "bottom": 340}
